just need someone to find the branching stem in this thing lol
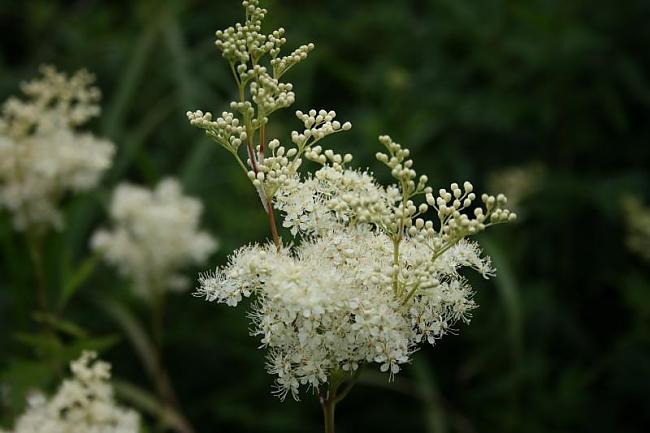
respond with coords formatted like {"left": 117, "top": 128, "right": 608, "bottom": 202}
{"left": 321, "top": 394, "right": 336, "bottom": 433}
{"left": 319, "top": 368, "right": 362, "bottom": 433}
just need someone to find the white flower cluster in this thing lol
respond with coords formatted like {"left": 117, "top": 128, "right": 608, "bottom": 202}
{"left": 197, "top": 132, "right": 515, "bottom": 400}
{"left": 92, "top": 179, "right": 217, "bottom": 299}
{"left": 188, "top": 0, "right": 516, "bottom": 402}
{"left": 198, "top": 228, "right": 490, "bottom": 400}
{"left": 1, "top": 352, "right": 140, "bottom": 433}
{"left": 0, "top": 65, "right": 114, "bottom": 231}
{"left": 274, "top": 165, "right": 390, "bottom": 236}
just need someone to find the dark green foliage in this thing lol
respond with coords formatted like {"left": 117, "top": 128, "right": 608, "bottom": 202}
{"left": 1, "top": 0, "right": 649, "bottom": 432}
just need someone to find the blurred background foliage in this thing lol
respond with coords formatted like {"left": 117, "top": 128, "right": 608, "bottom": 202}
{"left": 1, "top": 0, "right": 649, "bottom": 432}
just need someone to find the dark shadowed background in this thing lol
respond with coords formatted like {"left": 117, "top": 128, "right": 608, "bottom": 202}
{"left": 1, "top": 0, "right": 649, "bottom": 432}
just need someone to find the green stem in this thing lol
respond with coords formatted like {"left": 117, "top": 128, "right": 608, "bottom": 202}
{"left": 401, "top": 282, "right": 424, "bottom": 307}
{"left": 320, "top": 368, "right": 362, "bottom": 433}
{"left": 227, "top": 147, "right": 250, "bottom": 175}
{"left": 267, "top": 198, "right": 281, "bottom": 251}
{"left": 258, "top": 123, "right": 281, "bottom": 251}
{"left": 335, "top": 368, "right": 362, "bottom": 404}
{"left": 320, "top": 390, "right": 337, "bottom": 433}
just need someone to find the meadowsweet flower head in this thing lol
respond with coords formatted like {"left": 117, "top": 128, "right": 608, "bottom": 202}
{"left": 0, "top": 65, "right": 114, "bottom": 232}
{"left": 198, "top": 150, "right": 512, "bottom": 399}
{"left": 2, "top": 352, "right": 140, "bottom": 433}
{"left": 198, "top": 226, "right": 495, "bottom": 400}
{"left": 188, "top": 0, "right": 516, "bottom": 406}
{"left": 92, "top": 178, "right": 217, "bottom": 299}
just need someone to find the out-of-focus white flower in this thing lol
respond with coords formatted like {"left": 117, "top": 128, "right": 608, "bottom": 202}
{"left": 92, "top": 179, "right": 217, "bottom": 299}
{"left": 623, "top": 197, "right": 650, "bottom": 263}
{"left": 487, "top": 163, "right": 545, "bottom": 214}
{"left": 3, "top": 352, "right": 140, "bottom": 433}
{"left": 0, "top": 65, "right": 114, "bottom": 232}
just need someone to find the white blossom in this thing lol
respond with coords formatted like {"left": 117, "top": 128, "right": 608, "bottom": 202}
{"left": 0, "top": 65, "right": 114, "bottom": 232}
{"left": 197, "top": 157, "right": 511, "bottom": 400}
{"left": 189, "top": 0, "right": 516, "bottom": 403}
{"left": 2, "top": 352, "right": 140, "bottom": 433}
{"left": 92, "top": 178, "right": 217, "bottom": 299}
{"left": 274, "top": 165, "right": 392, "bottom": 236}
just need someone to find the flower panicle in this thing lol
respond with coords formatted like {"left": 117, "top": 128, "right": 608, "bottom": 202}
{"left": 188, "top": 0, "right": 517, "bottom": 402}
{"left": 0, "top": 65, "right": 114, "bottom": 232}
{"left": 3, "top": 352, "right": 140, "bottom": 433}
{"left": 92, "top": 178, "right": 217, "bottom": 300}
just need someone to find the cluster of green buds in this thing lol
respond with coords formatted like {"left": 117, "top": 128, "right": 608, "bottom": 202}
{"left": 215, "top": 1, "right": 269, "bottom": 64}
{"left": 271, "top": 42, "right": 315, "bottom": 78}
{"left": 188, "top": 0, "right": 342, "bottom": 220}
{"left": 186, "top": 110, "right": 247, "bottom": 153}
{"left": 373, "top": 135, "right": 517, "bottom": 299}
{"left": 424, "top": 186, "right": 515, "bottom": 252}
{"left": 328, "top": 191, "right": 391, "bottom": 226}
{"left": 306, "top": 147, "right": 354, "bottom": 168}
{"left": 292, "top": 110, "right": 352, "bottom": 153}
{"left": 376, "top": 135, "right": 433, "bottom": 235}
{"left": 247, "top": 138, "right": 298, "bottom": 197}
{"left": 375, "top": 135, "right": 516, "bottom": 246}
{"left": 249, "top": 67, "right": 295, "bottom": 114}
{"left": 377, "top": 135, "right": 430, "bottom": 196}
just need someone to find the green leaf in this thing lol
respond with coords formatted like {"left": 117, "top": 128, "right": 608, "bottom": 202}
{"left": 12, "top": 332, "right": 63, "bottom": 358}
{"left": 32, "top": 313, "right": 88, "bottom": 339}
{"left": 58, "top": 255, "right": 99, "bottom": 311}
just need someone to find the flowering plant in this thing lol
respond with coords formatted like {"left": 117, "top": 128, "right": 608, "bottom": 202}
{"left": 0, "top": 352, "right": 140, "bottom": 433}
{"left": 187, "top": 0, "right": 515, "bottom": 431}
{"left": 92, "top": 178, "right": 217, "bottom": 300}
{"left": 0, "top": 67, "right": 215, "bottom": 433}
{"left": 0, "top": 66, "right": 114, "bottom": 233}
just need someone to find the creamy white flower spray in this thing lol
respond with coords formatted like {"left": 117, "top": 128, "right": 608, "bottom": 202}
{"left": 187, "top": 1, "right": 516, "bottom": 431}
{"left": 92, "top": 178, "right": 218, "bottom": 302}
{"left": 0, "top": 65, "right": 114, "bottom": 233}
{"left": 92, "top": 179, "right": 217, "bottom": 433}
{"left": 1, "top": 352, "right": 140, "bottom": 433}
{"left": 0, "top": 65, "right": 114, "bottom": 315}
